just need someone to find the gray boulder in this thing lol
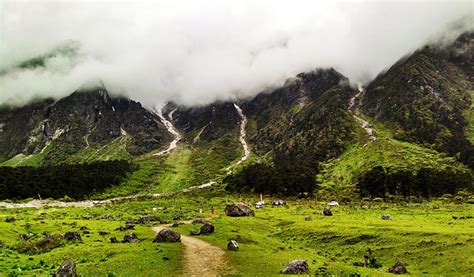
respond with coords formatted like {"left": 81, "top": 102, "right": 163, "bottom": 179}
{"left": 192, "top": 218, "right": 210, "bottom": 225}
{"left": 281, "top": 260, "right": 309, "bottom": 274}
{"left": 153, "top": 228, "right": 181, "bottom": 243}
{"left": 123, "top": 233, "right": 140, "bottom": 243}
{"left": 63, "top": 231, "right": 82, "bottom": 242}
{"left": 200, "top": 223, "right": 215, "bottom": 235}
{"left": 225, "top": 203, "right": 255, "bottom": 217}
{"left": 381, "top": 214, "right": 392, "bottom": 220}
{"left": 227, "top": 240, "right": 239, "bottom": 251}
{"left": 53, "top": 260, "right": 77, "bottom": 277}
{"left": 388, "top": 261, "right": 408, "bottom": 274}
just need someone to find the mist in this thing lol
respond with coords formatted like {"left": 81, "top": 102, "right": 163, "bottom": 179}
{"left": 0, "top": 1, "right": 472, "bottom": 107}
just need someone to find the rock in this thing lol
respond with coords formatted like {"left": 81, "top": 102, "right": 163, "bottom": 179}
{"left": 126, "top": 218, "right": 139, "bottom": 224}
{"left": 381, "top": 214, "right": 392, "bottom": 220}
{"left": 19, "top": 233, "right": 34, "bottom": 240}
{"left": 98, "top": 231, "right": 110, "bottom": 236}
{"left": 115, "top": 224, "right": 135, "bottom": 231}
{"left": 281, "top": 260, "right": 309, "bottom": 274}
{"left": 323, "top": 208, "right": 333, "bottom": 216}
{"left": 153, "top": 228, "right": 181, "bottom": 243}
{"left": 388, "top": 261, "right": 408, "bottom": 274}
{"left": 82, "top": 216, "right": 93, "bottom": 220}
{"left": 138, "top": 215, "right": 163, "bottom": 224}
{"left": 254, "top": 201, "right": 264, "bottom": 209}
{"left": 110, "top": 237, "right": 119, "bottom": 243}
{"left": 53, "top": 260, "right": 77, "bottom": 277}
{"left": 272, "top": 200, "right": 286, "bottom": 206}
{"left": 64, "top": 231, "right": 82, "bottom": 242}
{"left": 200, "top": 223, "right": 215, "bottom": 235}
{"left": 327, "top": 201, "right": 339, "bottom": 207}
{"left": 5, "top": 217, "right": 15, "bottom": 222}
{"left": 123, "top": 233, "right": 140, "bottom": 243}
{"left": 225, "top": 203, "right": 255, "bottom": 217}
{"left": 190, "top": 230, "right": 201, "bottom": 236}
{"left": 192, "top": 218, "right": 210, "bottom": 225}
{"left": 105, "top": 214, "right": 114, "bottom": 219}
{"left": 79, "top": 226, "right": 88, "bottom": 231}
{"left": 227, "top": 240, "right": 239, "bottom": 251}
{"left": 353, "top": 261, "right": 366, "bottom": 267}
{"left": 304, "top": 216, "right": 312, "bottom": 221}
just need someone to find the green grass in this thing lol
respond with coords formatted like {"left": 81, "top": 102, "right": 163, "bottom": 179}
{"left": 1, "top": 188, "right": 473, "bottom": 276}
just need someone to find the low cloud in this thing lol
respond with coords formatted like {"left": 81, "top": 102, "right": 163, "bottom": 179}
{"left": 0, "top": 0, "right": 472, "bottom": 107}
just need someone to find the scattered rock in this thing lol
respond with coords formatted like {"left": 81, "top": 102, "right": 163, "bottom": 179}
{"left": 110, "top": 237, "right": 119, "bottom": 243}
{"left": 79, "top": 226, "right": 88, "bottom": 231}
{"left": 105, "top": 214, "right": 114, "bottom": 219}
{"left": 381, "top": 214, "right": 392, "bottom": 220}
{"left": 353, "top": 261, "right": 366, "bottom": 267}
{"left": 126, "top": 218, "right": 139, "bottom": 224}
{"left": 115, "top": 224, "right": 135, "bottom": 231}
{"left": 227, "top": 240, "right": 239, "bottom": 251}
{"left": 138, "top": 215, "right": 163, "bottom": 224}
{"left": 225, "top": 203, "right": 255, "bottom": 217}
{"left": 98, "top": 231, "right": 110, "bottom": 236}
{"left": 53, "top": 260, "right": 77, "bottom": 277}
{"left": 190, "top": 230, "right": 201, "bottom": 236}
{"left": 153, "top": 228, "right": 181, "bottom": 243}
{"left": 123, "top": 233, "right": 140, "bottom": 243}
{"left": 272, "top": 200, "right": 286, "bottom": 206}
{"left": 5, "top": 217, "right": 15, "bottom": 222}
{"left": 281, "top": 260, "right": 309, "bottom": 274}
{"left": 323, "top": 208, "right": 333, "bottom": 216}
{"left": 200, "top": 223, "right": 215, "bottom": 235}
{"left": 304, "top": 216, "right": 312, "bottom": 221}
{"left": 19, "top": 233, "right": 35, "bottom": 240}
{"left": 192, "top": 218, "right": 210, "bottom": 225}
{"left": 82, "top": 216, "right": 93, "bottom": 220}
{"left": 388, "top": 261, "right": 408, "bottom": 274}
{"left": 327, "top": 201, "right": 339, "bottom": 207}
{"left": 63, "top": 231, "right": 82, "bottom": 242}
{"left": 254, "top": 200, "right": 265, "bottom": 209}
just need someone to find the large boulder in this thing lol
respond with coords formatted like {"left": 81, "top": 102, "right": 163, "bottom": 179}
{"left": 63, "top": 231, "right": 82, "bottom": 242}
{"left": 53, "top": 260, "right": 77, "bottom": 277}
{"left": 227, "top": 240, "right": 239, "bottom": 251}
{"left": 123, "top": 233, "right": 140, "bottom": 243}
{"left": 323, "top": 208, "right": 333, "bottom": 216}
{"left": 388, "top": 261, "right": 408, "bottom": 274}
{"left": 200, "top": 223, "right": 215, "bottom": 235}
{"left": 153, "top": 228, "right": 181, "bottom": 243}
{"left": 225, "top": 203, "right": 255, "bottom": 217}
{"left": 281, "top": 260, "right": 309, "bottom": 274}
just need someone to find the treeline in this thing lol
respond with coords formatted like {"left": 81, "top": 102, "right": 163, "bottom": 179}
{"left": 224, "top": 162, "right": 317, "bottom": 196}
{"left": 357, "top": 166, "right": 473, "bottom": 198}
{"left": 0, "top": 160, "right": 133, "bottom": 200}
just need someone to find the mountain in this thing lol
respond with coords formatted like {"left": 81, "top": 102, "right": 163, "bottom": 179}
{"left": 0, "top": 86, "right": 172, "bottom": 166}
{"left": 0, "top": 32, "right": 471, "bottom": 199}
{"left": 362, "top": 31, "right": 473, "bottom": 168}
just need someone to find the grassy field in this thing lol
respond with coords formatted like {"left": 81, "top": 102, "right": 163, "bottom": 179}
{"left": 1, "top": 187, "right": 473, "bottom": 276}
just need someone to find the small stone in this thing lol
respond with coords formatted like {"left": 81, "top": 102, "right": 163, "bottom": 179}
{"left": 110, "top": 237, "right": 119, "bottom": 243}
{"left": 53, "top": 260, "right": 77, "bottom": 277}
{"left": 388, "top": 261, "right": 408, "bottom": 274}
{"left": 5, "top": 217, "right": 15, "bottom": 222}
{"left": 323, "top": 208, "right": 333, "bottom": 216}
{"left": 304, "top": 216, "right": 312, "bottom": 221}
{"left": 227, "top": 240, "right": 239, "bottom": 251}
{"left": 64, "top": 231, "right": 82, "bottom": 242}
{"left": 381, "top": 214, "right": 392, "bottom": 220}
{"left": 123, "top": 233, "right": 139, "bottom": 243}
{"left": 281, "top": 260, "right": 309, "bottom": 274}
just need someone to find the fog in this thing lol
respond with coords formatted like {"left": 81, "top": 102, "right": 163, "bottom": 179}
{"left": 0, "top": 1, "right": 472, "bottom": 107}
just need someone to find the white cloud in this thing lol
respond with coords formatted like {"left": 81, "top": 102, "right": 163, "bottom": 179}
{"left": 0, "top": 0, "right": 472, "bottom": 107}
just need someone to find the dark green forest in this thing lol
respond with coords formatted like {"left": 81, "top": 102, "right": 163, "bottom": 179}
{"left": 0, "top": 160, "right": 133, "bottom": 200}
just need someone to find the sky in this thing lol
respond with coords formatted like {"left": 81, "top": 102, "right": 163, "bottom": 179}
{"left": 0, "top": 0, "right": 472, "bottom": 107}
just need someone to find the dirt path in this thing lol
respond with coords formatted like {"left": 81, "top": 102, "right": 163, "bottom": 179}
{"left": 152, "top": 225, "right": 230, "bottom": 276}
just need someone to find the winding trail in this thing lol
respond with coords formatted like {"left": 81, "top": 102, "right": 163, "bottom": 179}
{"left": 348, "top": 85, "right": 376, "bottom": 142}
{"left": 153, "top": 224, "right": 230, "bottom": 276}
{"left": 153, "top": 108, "right": 182, "bottom": 156}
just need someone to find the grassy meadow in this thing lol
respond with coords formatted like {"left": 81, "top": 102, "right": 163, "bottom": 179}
{"left": 1, "top": 187, "right": 473, "bottom": 276}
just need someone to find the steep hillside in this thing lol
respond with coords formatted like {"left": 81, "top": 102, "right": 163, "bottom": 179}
{"left": 362, "top": 32, "right": 473, "bottom": 168}
{"left": 0, "top": 86, "right": 172, "bottom": 166}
